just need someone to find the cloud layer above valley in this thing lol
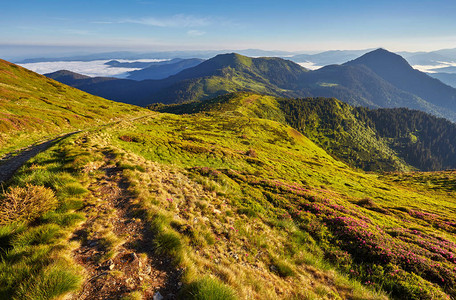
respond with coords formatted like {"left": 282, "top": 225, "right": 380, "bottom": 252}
{"left": 413, "top": 61, "right": 456, "bottom": 73}
{"left": 19, "top": 59, "right": 168, "bottom": 78}
{"left": 297, "top": 62, "right": 323, "bottom": 70}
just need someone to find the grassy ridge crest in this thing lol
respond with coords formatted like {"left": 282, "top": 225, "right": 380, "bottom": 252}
{"left": 0, "top": 59, "right": 146, "bottom": 155}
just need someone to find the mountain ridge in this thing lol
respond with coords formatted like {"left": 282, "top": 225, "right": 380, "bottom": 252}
{"left": 127, "top": 58, "right": 204, "bottom": 80}
{"left": 44, "top": 49, "right": 456, "bottom": 122}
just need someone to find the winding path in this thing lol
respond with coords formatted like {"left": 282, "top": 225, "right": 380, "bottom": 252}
{"left": 0, "top": 131, "right": 80, "bottom": 184}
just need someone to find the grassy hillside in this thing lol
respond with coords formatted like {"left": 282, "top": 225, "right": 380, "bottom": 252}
{"left": 152, "top": 93, "right": 408, "bottom": 171}
{"left": 155, "top": 92, "right": 456, "bottom": 172}
{"left": 0, "top": 59, "right": 145, "bottom": 156}
{"left": 108, "top": 111, "right": 456, "bottom": 299}
{"left": 3, "top": 95, "right": 456, "bottom": 298}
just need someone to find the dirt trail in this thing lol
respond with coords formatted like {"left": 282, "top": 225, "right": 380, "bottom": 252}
{"left": 71, "top": 152, "right": 181, "bottom": 299}
{"left": 0, "top": 131, "right": 80, "bottom": 184}
{"left": 0, "top": 115, "right": 150, "bottom": 185}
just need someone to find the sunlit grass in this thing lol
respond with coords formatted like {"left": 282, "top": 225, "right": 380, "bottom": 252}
{"left": 2, "top": 94, "right": 456, "bottom": 299}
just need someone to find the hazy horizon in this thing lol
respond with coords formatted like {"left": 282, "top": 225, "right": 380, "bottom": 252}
{"left": 2, "top": 0, "right": 456, "bottom": 60}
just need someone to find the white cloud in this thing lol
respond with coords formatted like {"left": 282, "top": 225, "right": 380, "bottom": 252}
{"left": 121, "top": 14, "right": 210, "bottom": 28}
{"left": 297, "top": 61, "right": 323, "bottom": 70}
{"left": 187, "top": 30, "right": 205, "bottom": 37}
{"left": 413, "top": 61, "right": 456, "bottom": 73}
{"left": 18, "top": 59, "right": 169, "bottom": 78}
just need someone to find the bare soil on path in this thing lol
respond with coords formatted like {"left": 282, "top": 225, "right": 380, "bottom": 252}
{"left": 71, "top": 153, "right": 181, "bottom": 299}
{"left": 0, "top": 131, "right": 80, "bottom": 184}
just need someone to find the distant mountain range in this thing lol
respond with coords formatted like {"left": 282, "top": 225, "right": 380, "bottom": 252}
{"left": 46, "top": 53, "right": 309, "bottom": 105}
{"left": 99, "top": 58, "right": 206, "bottom": 80}
{"left": 126, "top": 58, "right": 204, "bottom": 80}
{"left": 428, "top": 72, "right": 456, "bottom": 88}
{"left": 17, "top": 47, "right": 456, "bottom": 69}
{"left": 45, "top": 49, "right": 456, "bottom": 122}
{"left": 16, "top": 49, "right": 295, "bottom": 64}
{"left": 405, "top": 48, "right": 456, "bottom": 66}
{"left": 289, "top": 49, "right": 372, "bottom": 65}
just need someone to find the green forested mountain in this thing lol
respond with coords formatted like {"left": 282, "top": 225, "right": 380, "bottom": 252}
{"left": 148, "top": 53, "right": 310, "bottom": 103}
{"left": 46, "top": 50, "right": 456, "bottom": 122}
{"left": 46, "top": 53, "right": 310, "bottom": 106}
{"left": 358, "top": 108, "right": 456, "bottom": 171}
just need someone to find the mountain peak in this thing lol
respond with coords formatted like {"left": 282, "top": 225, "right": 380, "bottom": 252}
{"left": 344, "top": 48, "right": 456, "bottom": 112}
{"left": 45, "top": 69, "right": 91, "bottom": 80}
{"left": 209, "top": 52, "right": 253, "bottom": 67}
{"left": 370, "top": 47, "right": 390, "bottom": 53}
{"left": 345, "top": 48, "right": 412, "bottom": 70}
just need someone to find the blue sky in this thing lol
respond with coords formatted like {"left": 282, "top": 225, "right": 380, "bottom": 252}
{"left": 2, "top": 0, "right": 456, "bottom": 55}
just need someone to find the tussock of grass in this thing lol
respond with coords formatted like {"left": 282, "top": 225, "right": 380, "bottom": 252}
{"left": 0, "top": 184, "right": 57, "bottom": 225}
{"left": 270, "top": 257, "right": 295, "bottom": 278}
{"left": 56, "top": 182, "right": 89, "bottom": 199}
{"left": 11, "top": 224, "right": 62, "bottom": 248}
{"left": 0, "top": 222, "right": 27, "bottom": 251}
{"left": 179, "top": 276, "right": 237, "bottom": 300}
{"left": 154, "top": 231, "right": 183, "bottom": 257}
{"left": 100, "top": 231, "right": 125, "bottom": 261}
{"left": 117, "top": 161, "right": 146, "bottom": 172}
{"left": 0, "top": 136, "right": 98, "bottom": 299}
{"left": 14, "top": 260, "right": 83, "bottom": 300}
{"left": 57, "top": 198, "right": 85, "bottom": 212}
{"left": 40, "top": 211, "right": 86, "bottom": 227}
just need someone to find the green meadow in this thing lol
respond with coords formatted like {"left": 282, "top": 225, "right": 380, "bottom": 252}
{"left": 2, "top": 92, "right": 456, "bottom": 299}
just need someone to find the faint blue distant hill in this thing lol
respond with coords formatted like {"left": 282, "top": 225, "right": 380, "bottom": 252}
{"left": 289, "top": 49, "right": 372, "bottom": 65}
{"left": 429, "top": 73, "right": 456, "bottom": 88}
{"left": 127, "top": 58, "right": 204, "bottom": 80}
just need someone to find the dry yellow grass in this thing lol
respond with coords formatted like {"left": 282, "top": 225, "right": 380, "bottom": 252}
{"left": 0, "top": 184, "right": 57, "bottom": 225}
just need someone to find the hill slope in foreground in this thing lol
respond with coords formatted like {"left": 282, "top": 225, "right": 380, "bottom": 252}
{"left": 0, "top": 59, "right": 144, "bottom": 156}
{"left": 2, "top": 89, "right": 456, "bottom": 298}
